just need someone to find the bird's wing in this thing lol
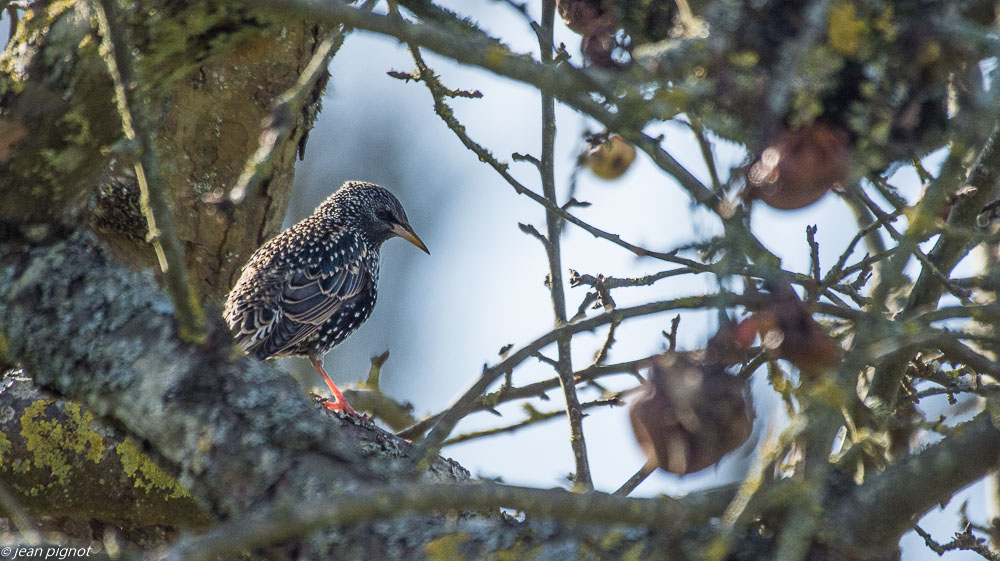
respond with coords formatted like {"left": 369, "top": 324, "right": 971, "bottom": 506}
{"left": 237, "top": 232, "right": 370, "bottom": 358}
{"left": 280, "top": 247, "right": 370, "bottom": 325}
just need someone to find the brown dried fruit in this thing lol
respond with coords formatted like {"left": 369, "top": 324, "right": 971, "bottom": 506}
{"left": 556, "top": 0, "right": 624, "bottom": 67}
{"left": 751, "top": 289, "right": 840, "bottom": 374}
{"left": 746, "top": 123, "right": 851, "bottom": 210}
{"left": 629, "top": 353, "right": 753, "bottom": 475}
{"left": 557, "top": 0, "right": 606, "bottom": 35}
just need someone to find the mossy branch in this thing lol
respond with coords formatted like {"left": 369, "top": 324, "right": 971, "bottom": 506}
{"left": 0, "top": 374, "right": 207, "bottom": 528}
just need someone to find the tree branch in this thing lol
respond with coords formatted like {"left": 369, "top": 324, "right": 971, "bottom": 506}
{"left": 0, "top": 374, "right": 208, "bottom": 528}
{"left": 831, "top": 410, "right": 1000, "bottom": 551}
{"left": 0, "top": 231, "right": 466, "bottom": 523}
{"left": 870, "top": 122, "right": 1000, "bottom": 409}
{"left": 166, "top": 480, "right": 738, "bottom": 561}
{"left": 536, "top": 0, "right": 592, "bottom": 490}
{"left": 397, "top": 359, "right": 642, "bottom": 440}
{"left": 410, "top": 292, "right": 769, "bottom": 466}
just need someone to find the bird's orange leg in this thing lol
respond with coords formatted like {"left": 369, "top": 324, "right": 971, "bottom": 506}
{"left": 309, "top": 356, "right": 359, "bottom": 416}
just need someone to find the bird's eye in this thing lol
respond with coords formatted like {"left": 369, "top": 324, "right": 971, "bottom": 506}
{"left": 376, "top": 209, "right": 394, "bottom": 223}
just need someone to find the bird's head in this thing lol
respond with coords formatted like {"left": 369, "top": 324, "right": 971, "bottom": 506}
{"left": 323, "top": 181, "right": 429, "bottom": 254}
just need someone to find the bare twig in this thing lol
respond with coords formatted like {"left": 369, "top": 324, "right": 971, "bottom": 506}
{"left": 664, "top": 315, "right": 681, "bottom": 351}
{"left": 590, "top": 318, "right": 620, "bottom": 367}
{"left": 570, "top": 291, "right": 600, "bottom": 322}
{"left": 914, "top": 525, "right": 1000, "bottom": 561}
{"left": 818, "top": 200, "right": 899, "bottom": 293}
{"left": 537, "top": 0, "right": 591, "bottom": 490}
{"left": 613, "top": 463, "right": 656, "bottom": 496}
{"left": 685, "top": 119, "right": 723, "bottom": 191}
{"left": 443, "top": 397, "right": 621, "bottom": 446}
{"left": 518, "top": 222, "right": 550, "bottom": 247}
{"left": 737, "top": 352, "right": 768, "bottom": 381}
{"left": 916, "top": 302, "right": 1000, "bottom": 324}
{"left": 570, "top": 268, "right": 698, "bottom": 290}
{"left": 409, "top": 293, "right": 768, "bottom": 465}
{"left": 397, "top": 359, "right": 642, "bottom": 440}
{"left": 532, "top": 351, "right": 559, "bottom": 369}
{"left": 512, "top": 151, "right": 542, "bottom": 169}
{"left": 806, "top": 225, "right": 821, "bottom": 285}
{"left": 953, "top": 275, "right": 1000, "bottom": 291}
{"left": 902, "top": 381, "right": 999, "bottom": 405}
{"left": 364, "top": 350, "right": 391, "bottom": 388}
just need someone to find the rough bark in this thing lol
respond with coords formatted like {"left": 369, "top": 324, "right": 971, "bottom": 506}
{"left": 1, "top": 0, "right": 324, "bottom": 301}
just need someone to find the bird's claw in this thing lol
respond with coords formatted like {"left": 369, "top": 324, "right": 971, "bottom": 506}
{"left": 322, "top": 398, "right": 360, "bottom": 417}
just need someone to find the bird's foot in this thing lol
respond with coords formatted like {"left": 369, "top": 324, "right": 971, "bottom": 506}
{"left": 322, "top": 398, "right": 359, "bottom": 417}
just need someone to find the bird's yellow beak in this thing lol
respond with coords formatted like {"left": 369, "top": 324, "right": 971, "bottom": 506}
{"left": 391, "top": 223, "right": 430, "bottom": 254}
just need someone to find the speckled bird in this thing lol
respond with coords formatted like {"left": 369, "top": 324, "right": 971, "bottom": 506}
{"left": 223, "top": 181, "right": 429, "bottom": 415}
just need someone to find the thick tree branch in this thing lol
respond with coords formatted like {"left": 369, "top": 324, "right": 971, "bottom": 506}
{"left": 0, "top": 233, "right": 464, "bottom": 522}
{"left": 0, "top": 375, "right": 208, "bottom": 528}
{"left": 167, "top": 480, "right": 738, "bottom": 561}
{"left": 831, "top": 410, "right": 1000, "bottom": 552}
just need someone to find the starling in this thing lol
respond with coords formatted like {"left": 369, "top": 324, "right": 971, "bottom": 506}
{"left": 223, "top": 181, "right": 429, "bottom": 415}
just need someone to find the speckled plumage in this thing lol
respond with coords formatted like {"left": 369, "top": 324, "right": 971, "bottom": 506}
{"left": 223, "top": 181, "right": 427, "bottom": 413}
